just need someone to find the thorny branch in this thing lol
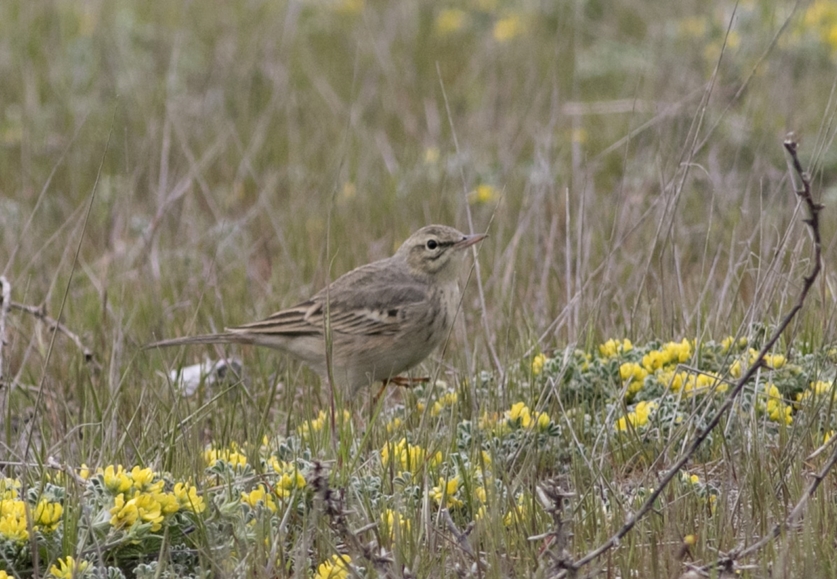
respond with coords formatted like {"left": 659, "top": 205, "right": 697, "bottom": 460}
{"left": 552, "top": 136, "right": 822, "bottom": 577}
{"left": 690, "top": 137, "right": 829, "bottom": 576}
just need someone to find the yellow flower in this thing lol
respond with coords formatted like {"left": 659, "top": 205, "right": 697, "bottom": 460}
{"left": 531, "top": 353, "right": 548, "bottom": 375}
{"left": 599, "top": 338, "right": 633, "bottom": 358}
{"left": 797, "top": 380, "right": 833, "bottom": 406}
{"left": 0, "top": 478, "right": 20, "bottom": 500}
{"left": 430, "top": 476, "right": 463, "bottom": 508}
{"left": 506, "top": 402, "right": 532, "bottom": 428}
{"left": 110, "top": 492, "right": 164, "bottom": 531}
{"left": 760, "top": 383, "right": 793, "bottom": 425}
{"left": 314, "top": 554, "right": 352, "bottom": 579}
{"left": 298, "top": 410, "right": 327, "bottom": 437}
{"left": 386, "top": 417, "right": 403, "bottom": 434}
{"left": 132, "top": 493, "right": 165, "bottom": 531}
{"left": 432, "top": 390, "right": 459, "bottom": 416}
{"left": 49, "top": 556, "right": 90, "bottom": 579}
{"left": 764, "top": 354, "right": 785, "bottom": 369}
{"left": 242, "top": 485, "right": 277, "bottom": 513}
{"left": 0, "top": 498, "right": 28, "bottom": 542}
{"left": 619, "top": 362, "right": 649, "bottom": 395}
{"left": 381, "top": 439, "right": 440, "bottom": 473}
{"left": 503, "top": 493, "right": 529, "bottom": 526}
{"left": 204, "top": 447, "right": 248, "bottom": 469}
{"left": 435, "top": 8, "right": 468, "bottom": 35}
{"left": 380, "top": 508, "right": 411, "bottom": 538}
{"left": 103, "top": 465, "right": 132, "bottom": 494}
{"left": 535, "top": 411, "right": 551, "bottom": 431}
{"left": 129, "top": 466, "right": 163, "bottom": 494}
{"left": 154, "top": 492, "right": 180, "bottom": 515}
{"left": 34, "top": 499, "right": 63, "bottom": 531}
{"left": 468, "top": 184, "right": 500, "bottom": 205}
{"left": 271, "top": 460, "right": 307, "bottom": 499}
{"left": 173, "top": 482, "right": 206, "bottom": 514}
{"left": 493, "top": 15, "right": 524, "bottom": 42}
{"left": 615, "top": 401, "right": 658, "bottom": 431}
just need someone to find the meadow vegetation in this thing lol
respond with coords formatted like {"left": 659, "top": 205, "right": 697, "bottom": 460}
{"left": 1, "top": 0, "right": 837, "bottom": 577}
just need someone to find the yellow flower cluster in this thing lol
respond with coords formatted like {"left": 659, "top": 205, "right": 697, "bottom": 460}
{"left": 298, "top": 409, "right": 353, "bottom": 438}
{"left": 105, "top": 466, "right": 205, "bottom": 533}
{"left": 49, "top": 556, "right": 90, "bottom": 579}
{"left": 641, "top": 339, "right": 692, "bottom": 372}
{"left": 505, "top": 402, "right": 551, "bottom": 431}
{"left": 314, "top": 554, "right": 352, "bottom": 579}
{"left": 204, "top": 446, "right": 248, "bottom": 470}
{"left": 430, "top": 476, "right": 463, "bottom": 508}
{"left": 431, "top": 390, "right": 459, "bottom": 416}
{"left": 380, "top": 508, "right": 411, "bottom": 539}
{"left": 531, "top": 353, "right": 549, "bottom": 376}
{"left": 599, "top": 338, "right": 633, "bottom": 358}
{"left": 503, "top": 493, "right": 530, "bottom": 527}
{"left": 269, "top": 458, "right": 307, "bottom": 499}
{"left": 720, "top": 336, "right": 748, "bottom": 354}
{"left": 0, "top": 479, "right": 64, "bottom": 543}
{"left": 619, "top": 362, "right": 649, "bottom": 395}
{"left": 615, "top": 400, "right": 658, "bottom": 431}
{"left": 795, "top": 380, "right": 834, "bottom": 407}
{"left": 657, "top": 370, "right": 727, "bottom": 396}
{"left": 381, "top": 438, "right": 441, "bottom": 474}
{"left": 241, "top": 484, "right": 277, "bottom": 513}
{"left": 757, "top": 383, "right": 793, "bottom": 426}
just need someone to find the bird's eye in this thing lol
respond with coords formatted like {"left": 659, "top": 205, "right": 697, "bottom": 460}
{"left": 426, "top": 239, "right": 438, "bottom": 250}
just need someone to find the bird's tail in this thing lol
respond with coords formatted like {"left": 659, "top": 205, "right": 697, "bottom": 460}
{"left": 143, "top": 332, "right": 254, "bottom": 350}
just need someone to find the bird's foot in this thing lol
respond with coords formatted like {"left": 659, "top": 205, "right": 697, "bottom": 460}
{"left": 387, "top": 376, "right": 430, "bottom": 388}
{"left": 372, "top": 376, "right": 430, "bottom": 405}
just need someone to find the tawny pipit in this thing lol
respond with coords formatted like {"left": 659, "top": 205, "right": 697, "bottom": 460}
{"left": 146, "top": 225, "right": 486, "bottom": 392}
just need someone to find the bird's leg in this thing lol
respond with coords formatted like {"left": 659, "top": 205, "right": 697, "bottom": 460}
{"left": 372, "top": 375, "right": 430, "bottom": 406}
{"left": 372, "top": 380, "right": 389, "bottom": 406}
{"left": 388, "top": 376, "right": 430, "bottom": 388}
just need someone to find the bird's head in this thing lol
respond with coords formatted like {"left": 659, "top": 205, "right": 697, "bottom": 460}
{"left": 396, "top": 225, "right": 487, "bottom": 281}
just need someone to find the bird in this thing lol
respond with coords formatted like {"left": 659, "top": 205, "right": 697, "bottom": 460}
{"left": 145, "top": 225, "right": 487, "bottom": 393}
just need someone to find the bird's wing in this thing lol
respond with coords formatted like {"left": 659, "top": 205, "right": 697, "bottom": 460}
{"left": 229, "top": 262, "right": 428, "bottom": 337}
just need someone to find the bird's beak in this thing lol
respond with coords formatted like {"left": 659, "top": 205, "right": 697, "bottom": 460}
{"left": 456, "top": 233, "right": 488, "bottom": 249}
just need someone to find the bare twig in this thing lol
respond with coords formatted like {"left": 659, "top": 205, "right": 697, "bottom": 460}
{"left": 9, "top": 300, "right": 98, "bottom": 369}
{"left": 310, "top": 461, "right": 397, "bottom": 579}
{"left": 689, "top": 136, "right": 827, "bottom": 574}
{"left": 440, "top": 508, "right": 476, "bottom": 559}
{"left": 557, "top": 136, "right": 822, "bottom": 575}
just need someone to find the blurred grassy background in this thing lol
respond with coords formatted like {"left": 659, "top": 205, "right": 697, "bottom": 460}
{"left": 3, "top": 0, "right": 837, "bottom": 443}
